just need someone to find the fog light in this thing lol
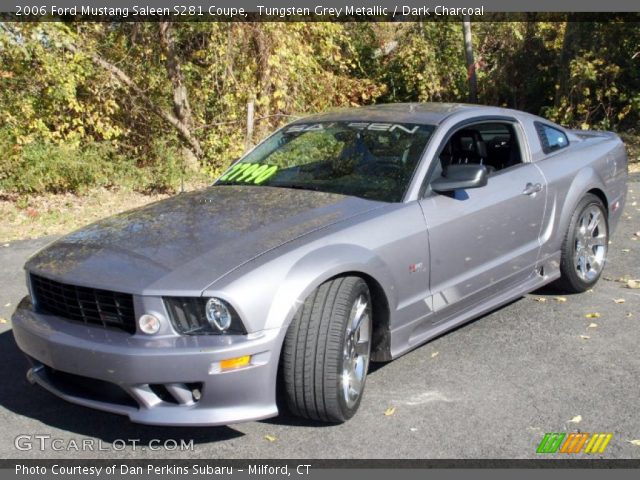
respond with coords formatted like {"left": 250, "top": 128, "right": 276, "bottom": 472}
{"left": 139, "top": 314, "right": 160, "bottom": 335}
{"left": 220, "top": 355, "right": 251, "bottom": 371}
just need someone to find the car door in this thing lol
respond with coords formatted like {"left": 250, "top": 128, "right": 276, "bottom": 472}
{"left": 418, "top": 120, "right": 547, "bottom": 320}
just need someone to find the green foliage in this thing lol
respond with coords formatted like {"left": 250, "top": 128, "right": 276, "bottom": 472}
{"left": 0, "top": 140, "right": 138, "bottom": 194}
{"left": 0, "top": 20, "right": 638, "bottom": 197}
{"left": 141, "top": 139, "right": 190, "bottom": 193}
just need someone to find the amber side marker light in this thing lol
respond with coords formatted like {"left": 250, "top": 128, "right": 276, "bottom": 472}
{"left": 220, "top": 355, "right": 251, "bottom": 371}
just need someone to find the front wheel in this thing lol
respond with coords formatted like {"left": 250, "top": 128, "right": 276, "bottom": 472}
{"left": 282, "top": 277, "right": 372, "bottom": 422}
{"left": 556, "top": 194, "right": 609, "bottom": 293}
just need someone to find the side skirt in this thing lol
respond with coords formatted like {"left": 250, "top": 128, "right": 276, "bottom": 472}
{"left": 387, "top": 265, "right": 561, "bottom": 360}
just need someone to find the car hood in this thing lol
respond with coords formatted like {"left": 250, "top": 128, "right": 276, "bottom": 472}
{"left": 26, "top": 185, "right": 383, "bottom": 295}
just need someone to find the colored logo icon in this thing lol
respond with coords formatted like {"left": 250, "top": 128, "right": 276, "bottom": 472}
{"left": 537, "top": 433, "right": 613, "bottom": 454}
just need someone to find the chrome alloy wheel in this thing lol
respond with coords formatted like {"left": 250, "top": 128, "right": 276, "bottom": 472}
{"left": 574, "top": 204, "right": 608, "bottom": 282}
{"left": 341, "top": 294, "right": 372, "bottom": 409}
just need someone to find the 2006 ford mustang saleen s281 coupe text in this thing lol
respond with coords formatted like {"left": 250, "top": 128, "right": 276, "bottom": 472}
{"left": 13, "top": 103, "right": 628, "bottom": 425}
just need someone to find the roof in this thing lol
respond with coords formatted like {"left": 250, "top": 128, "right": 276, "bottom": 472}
{"left": 292, "top": 102, "right": 483, "bottom": 126}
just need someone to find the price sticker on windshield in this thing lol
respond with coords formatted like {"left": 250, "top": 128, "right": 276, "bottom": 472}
{"left": 218, "top": 163, "right": 278, "bottom": 184}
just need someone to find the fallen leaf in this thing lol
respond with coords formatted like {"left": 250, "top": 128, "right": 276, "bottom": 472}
{"left": 632, "top": 201, "right": 638, "bottom": 207}
{"left": 585, "top": 313, "right": 601, "bottom": 319}
{"left": 533, "top": 297, "right": 547, "bottom": 303}
{"left": 626, "top": 280, "right": 640, "bottom": 289}
{"left": 554, "top": 297, "right": 567, "bottom": 303}
{"left": 410, "top": 427, "right": 418, "bottom": 432}
{"left": 1, "top": 243, "right": 9, "bottom": 248}
{"left": 264, "top": 435, "right": 277, "bottom": 442}
{"left": 629, "top": 440, "right": 640, "bottom": 446}
{"left": 627, "top": 313, "right": 634, "bottom": 318}
{"left": 588, "top": 323, "right": 598, "bottom": 328}
{"left": 569, "top": 415, "right": 583, "bottom": 423}
{"left": 384, "top": 406, "right": 396, "bottom": 416}
{"left": 613, "top": 298, "right": 626, "bottom": 304}
{"left": 431, "top": 351, "right": 439, "bottom": 358}
{"left": 0, "top": 318, "right": 7, "bottom": 324}
{"left": 580, "top": 335, "right": 591, "bottom": 340}
{"left": 3, "top": 303, "right": 10, "bottom": 307}
{"left": 635, "top": 231, "right": 640, "bottom": 238}
{"left": 621, "top": 249, "right": 631, "bottom": 253}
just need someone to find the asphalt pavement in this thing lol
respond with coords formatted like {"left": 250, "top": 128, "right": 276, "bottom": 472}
{"left": 1, "top": 181, "right": 639, "bottom": 460}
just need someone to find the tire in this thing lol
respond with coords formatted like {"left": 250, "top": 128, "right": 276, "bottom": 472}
{"left": 556, "top": 194, "right": 609, "bottom": 293}
{"left": 282, "top": 276, "right": 372, "bottom": 422}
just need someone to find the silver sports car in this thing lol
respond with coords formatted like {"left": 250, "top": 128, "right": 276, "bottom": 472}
{"left": 12, "top": 103, "right": 628, "bottom": 426}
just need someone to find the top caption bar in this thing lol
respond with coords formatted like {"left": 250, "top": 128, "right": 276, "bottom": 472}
{"left": 0, "top": 0, "right": 640, "bottom": 16}
{"left": 1, "top": 1, "right": 640, "bottom": 21}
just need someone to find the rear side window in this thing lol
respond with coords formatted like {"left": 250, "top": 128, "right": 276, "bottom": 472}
{"left": 535, "top": 122, "right": 569, "bottom": 154}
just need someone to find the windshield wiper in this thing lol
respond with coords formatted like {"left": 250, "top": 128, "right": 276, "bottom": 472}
{"left": 269, "top": 183, "right": 322, "bottom": 192}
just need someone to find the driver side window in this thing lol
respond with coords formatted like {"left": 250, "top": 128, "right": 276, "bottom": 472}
{"left": 439, "top": 122, "right": 523, "bottom": 175}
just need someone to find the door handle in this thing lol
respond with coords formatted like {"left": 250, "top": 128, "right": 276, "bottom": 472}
{"left": 522, "top": 182, "right": 543, "bottom": 195}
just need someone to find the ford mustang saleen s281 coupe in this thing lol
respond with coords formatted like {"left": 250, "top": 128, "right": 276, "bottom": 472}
{"left": 13, "top": 103, "right": 628, "bottom": 425}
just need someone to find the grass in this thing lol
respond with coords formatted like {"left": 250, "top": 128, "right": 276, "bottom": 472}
{"left": 0, "top": 180, "right": 210, "bottom": 243}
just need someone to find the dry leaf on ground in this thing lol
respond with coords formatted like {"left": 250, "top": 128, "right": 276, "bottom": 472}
{"left": 384, "top": 406, "right": 396, "bottom": 416}
{"left": 588, "top": 323, "right": 598, "bottom": 328}
{"left": 626, "top": 280, "right": 640, "bottom": 289}
{"left": 431, "top": 352, "right": 439, "bottom": 358}
{"left": 533, "top": 297, "right": 547, "bottom": 303}
{"left": 613, "top": 298, "right": 626, "bottom": 304}
{"left": 264, "top": 435, "right": 277, "bottom": 442}
{"left": 580, "top": 335, "right": 591, "bottom": 340}
{"left": 629, "top": 440, "right": 640, "bottom": 446}
{"left": 568, "top": 415, "right": 583, "bottom": 423}
{"left": 585, "top": 313, "right": 601, "bottom": 319}
{"left": 555, "top": 297, "right": 567, "bottom": 303}
{"left": 0, "top": 318, "right": 7, "bottom": 324}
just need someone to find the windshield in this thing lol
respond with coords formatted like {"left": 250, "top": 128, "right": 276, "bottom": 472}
{"left": 216, "top": 121, "right": 434, "bottom": 202}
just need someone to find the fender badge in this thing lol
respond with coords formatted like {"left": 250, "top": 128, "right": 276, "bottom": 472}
{"left": 409, "top": 262, "right": 423, "bottom": 273}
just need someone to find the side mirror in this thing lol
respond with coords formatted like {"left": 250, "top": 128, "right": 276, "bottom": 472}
{"left": 431, "top": 164, "right": 488, "bottom": 193}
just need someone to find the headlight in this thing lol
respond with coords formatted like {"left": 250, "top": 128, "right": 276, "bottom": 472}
{"left": 163, "top": 297, "right": 245, "bottom": 335}
{"left": 205, "top": 298, "right": 232, "bottom": 331}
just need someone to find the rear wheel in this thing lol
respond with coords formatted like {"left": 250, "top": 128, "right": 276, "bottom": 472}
{"left": 556, "top": 194, "right": 608, "bottom": 293}
{"left": 282, "top": 277, "right": 372, "bottom": 422}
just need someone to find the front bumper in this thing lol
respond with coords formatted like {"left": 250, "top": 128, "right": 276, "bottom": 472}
{"left": 11, "top": 298, "right": 283, "bottom": 426}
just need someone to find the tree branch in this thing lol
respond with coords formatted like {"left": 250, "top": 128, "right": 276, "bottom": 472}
{"left": 65, "top": 40, "right": 203, "bottom": 158}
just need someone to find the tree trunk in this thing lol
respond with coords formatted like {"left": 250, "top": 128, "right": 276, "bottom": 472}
{"left": 555, "top": 16, "right": 581, "bottom": 107}
{"left": 158, "top": 22, "right": 201, "bottom": 161}
{"left": 63, "top": 33, "right": 203, "bottom": 159}
{"left": 462, "top": 16, "right": 478, "bottom": 104}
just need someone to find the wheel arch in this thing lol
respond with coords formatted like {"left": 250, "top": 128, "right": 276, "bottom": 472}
{"left": 556, "top": 167, "right": 609, "bottom": 246}
{"left": 586, "top": 187, "right": 609, "bottom": 213}
{"left": 339, "top": 270, "right": 392, "bottom": 362}
{"left": 266, "top": 244, "right": 397, "bottom": 366}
